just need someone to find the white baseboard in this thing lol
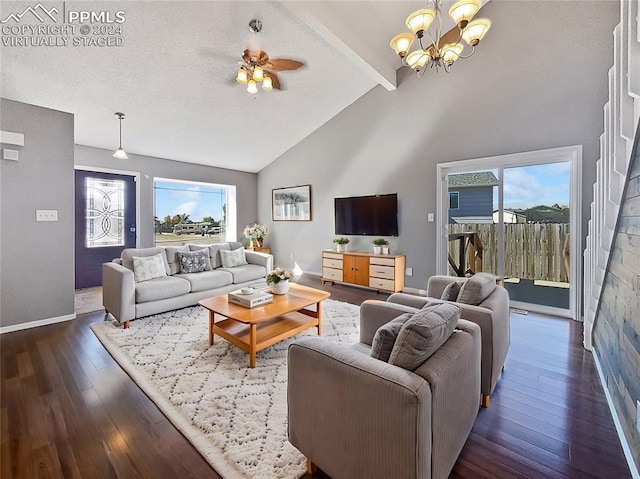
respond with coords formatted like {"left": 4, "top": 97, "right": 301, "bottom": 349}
{"left": 0, "top": 313, "right": 76, "bottom": 334}
{"left": 592, "top": 349, "right": 640, "bottom": 479}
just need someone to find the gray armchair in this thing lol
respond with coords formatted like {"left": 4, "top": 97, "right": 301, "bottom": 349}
{"left": 387, "top": 274, "right": 510, "bottom": 407}
{"left": 287, "top": 307, "right": 481, "bottom": 479}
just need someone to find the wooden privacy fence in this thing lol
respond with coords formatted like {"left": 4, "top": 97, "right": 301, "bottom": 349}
{"left": 448, "top": 223, "right": 570, "bottom": 282}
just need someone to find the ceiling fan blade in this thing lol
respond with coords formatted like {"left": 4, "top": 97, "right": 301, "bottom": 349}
{"left": 243, "top": 49, "right": 269, "bottom": 64}
{"left": 265, "top": 59, "right": 304, "bottom": 71}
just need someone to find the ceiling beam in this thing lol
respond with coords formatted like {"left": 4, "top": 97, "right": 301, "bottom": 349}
{"left": 280, "top": 1, "right": 398, "bottom": 91}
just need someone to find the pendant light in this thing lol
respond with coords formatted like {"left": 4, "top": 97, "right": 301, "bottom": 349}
{"left": 112, "top": 112, "right": 128, "bottom": 160}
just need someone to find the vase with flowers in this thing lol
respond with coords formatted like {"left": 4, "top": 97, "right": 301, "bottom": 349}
{"left": 244, "top": 223, "right": 269, "bottom": 248}
{"left": 266, "top": 267, "right": 293, "bottom": 294}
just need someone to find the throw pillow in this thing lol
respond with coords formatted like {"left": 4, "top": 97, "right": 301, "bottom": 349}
{"left": 132, "top": 254, "right": 168, "bottom": 283}
{"left": 219, "top": 248, "right": 248, "bottom": 268}
{"left": 370, "top": 313, "right": 413, "bottom": 362}
{"left": 441, "top": 281, "right": 463, "bottom": 301}
{"left": 456, "top": 272, "right": 496, "bottom": 305}
{"left": 388, "top": 303, "right": 460, "bottom": 371}
{"left": 176, "top": 249, "right": 212, "bottom": 274}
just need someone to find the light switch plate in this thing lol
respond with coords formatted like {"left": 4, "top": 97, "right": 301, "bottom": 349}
{"left": 427, "top": 213, "right": 434, "bottom": 222}
{"left": 405, "top": 267, "right": 413, "bottom": 277}
{"left": 36, "top": 209, "right": 58, "bottom": 222}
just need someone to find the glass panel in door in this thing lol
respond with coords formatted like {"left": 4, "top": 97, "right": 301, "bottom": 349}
{"left": 502, "top": 163, "right": 570, "bottom": 310}
{"left": 446, "top": 170, "right": 500, "bottom": 278}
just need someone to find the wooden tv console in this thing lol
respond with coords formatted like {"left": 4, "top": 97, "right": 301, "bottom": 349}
{"left": 321, "top": 250, "right": 405, "bottom": 293}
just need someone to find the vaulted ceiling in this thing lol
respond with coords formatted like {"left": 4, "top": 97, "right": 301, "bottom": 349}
{"left": 1, "top": 1, "right": 487, "bottom": 172}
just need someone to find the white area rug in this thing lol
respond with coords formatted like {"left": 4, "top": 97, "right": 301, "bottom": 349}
{"left": 91, "top": 300, "right": 361, "bottom": 479}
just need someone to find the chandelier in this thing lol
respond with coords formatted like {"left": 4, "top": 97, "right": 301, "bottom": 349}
{"left": 389, "top": 0, "right": 491, "bottom": 76}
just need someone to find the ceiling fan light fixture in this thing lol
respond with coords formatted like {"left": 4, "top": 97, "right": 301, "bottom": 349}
{"left": 236, "top": 68, "right": 248, "bottom": 84}
{"left": 112, "top": 112, "right": 128, "bottom": 160}
{"left": 462, "top": 18, "right": 491, "bottom": 46}
{"left": 262, "top": 75, "right": 273, "bottom": 90}
{"left": 253, "top": 66, "right": 264, "bottom": 82}
{"left": 448, "top": 0, "right": 480, "bottom": 28}
{"left": 247, "top": 79, "right": 258, "bottom": 94}
{"left": 390, "top": 32, "right": 416, "bottom": 58}
{"left": 406, "top": 9, "right": 435, "bottom": 37}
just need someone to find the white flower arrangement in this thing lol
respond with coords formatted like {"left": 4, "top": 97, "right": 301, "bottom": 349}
{"left": 243, "top": 223, "right": 269, "bottom": 240}
{"left": 266, "top": 267, "right": 293, "bottom": 284}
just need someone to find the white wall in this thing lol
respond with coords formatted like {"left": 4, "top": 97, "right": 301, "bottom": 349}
{"left": 1, "top": 99, "right": 75, "bottom": 328}
{"left": 257, "top": 1, "right": 619, "bottom": 289}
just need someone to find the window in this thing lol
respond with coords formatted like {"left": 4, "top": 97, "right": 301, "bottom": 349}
{"left": 449, "top": 191, "right": 459, "bottom": 210}
{"left": 154, "top": 178, "right": 236, "bottom": 246}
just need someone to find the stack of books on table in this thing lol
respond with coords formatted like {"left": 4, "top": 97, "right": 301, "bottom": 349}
{"left": 228, "top": 288, "right": 273, "bottom": 308}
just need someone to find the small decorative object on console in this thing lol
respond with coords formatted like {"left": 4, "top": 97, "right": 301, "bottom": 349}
{"left": 372, "top": 238, "right": 389, "bottom": 254}
{"left": 333, "top": 237, "right": 350, "bottom": 252}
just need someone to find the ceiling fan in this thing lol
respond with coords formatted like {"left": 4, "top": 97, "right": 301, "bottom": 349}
{"left": 235, "top": 19, "right": 305, "bottom": 94}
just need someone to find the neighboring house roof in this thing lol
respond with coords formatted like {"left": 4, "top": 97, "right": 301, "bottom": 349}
{"left": 448, "top": 172, "right": 499, "bottom": 188}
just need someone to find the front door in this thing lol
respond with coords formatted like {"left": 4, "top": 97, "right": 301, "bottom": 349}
{"left": 75, "top": 170, "right": 137, "bottom": 288}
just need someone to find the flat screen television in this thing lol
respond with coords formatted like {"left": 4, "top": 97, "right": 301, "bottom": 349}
{"left": 334, "top": 193, "right": 398, "bottom": 236}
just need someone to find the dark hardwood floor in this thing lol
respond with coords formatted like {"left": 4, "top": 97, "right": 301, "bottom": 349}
{"left": 1, "top": 275, "right": 631, "bottom": 478}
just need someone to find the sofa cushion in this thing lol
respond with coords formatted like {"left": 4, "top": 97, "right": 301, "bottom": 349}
{"left": 370, "top": 313, "right": 413, "bottom": 362}
{"left": 132, "top": 253, "right": 167, "bottom": 283}
{"left": 457, "top": 272, "right": 496, "bottom": 305}
{"left": 175, "top": 270, "right": 233, "bottom": 292}
{"left": 208, "top": 243, "right": 231, "bottom": 268}
{"left": 220, "top": 248, "right": 248, "bottom": 268}
{"left": 177, "top": 249, "right": 212, "bottom": 274}
{"left": 388, "top": 303, "right": 460, "bottom": 371}
{"left": 122, "top": 247, "right": 170, "bottom": 275}
{"left": 135, "top": 276, "right": 191, "bottom": 303}
{"left": 441, "top": 281, "right": 463, "bottom": 301}
{"left": 219, "top": 264, "right": 267, "bottom": 284}
{"left": 165, "top": 245, "right": 189, "bottom": 275}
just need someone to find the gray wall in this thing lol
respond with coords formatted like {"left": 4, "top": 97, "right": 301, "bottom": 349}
{"left": 257, "top": 1, "right": 618, "bottom": 289}
{"left": 75, "top": 145, "right": 258, "bottom": 247}
{"left": 0, "top": 99, "right": 75, "bottom": 328}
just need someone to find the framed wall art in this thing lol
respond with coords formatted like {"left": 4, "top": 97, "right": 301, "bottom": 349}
{"left": 272, "top": 185, "right": 312, "bottom": 221}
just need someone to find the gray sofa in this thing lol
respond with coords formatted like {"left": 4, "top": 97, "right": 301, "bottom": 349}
{"left": 102, "top": 242, "right": 273, "bottom": 328}
{"left": 288, "top": 304, "right": 481, "bottom": 479}
{"left": 374, "top": 273, "right": 510, "bottom": 407}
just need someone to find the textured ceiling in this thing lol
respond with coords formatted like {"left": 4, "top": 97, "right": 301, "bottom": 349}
{"left": 0, "top": 0, "right": 484, "bottom": 172}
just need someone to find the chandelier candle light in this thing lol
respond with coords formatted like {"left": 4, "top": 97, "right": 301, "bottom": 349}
{"left": 389, "top": 0, "right": 491, "bottom": 76}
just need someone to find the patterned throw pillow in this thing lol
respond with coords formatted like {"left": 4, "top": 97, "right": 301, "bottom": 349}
{"left": 132, "top": 254, "right": 168, "bottom": 282}
{"left": 176, "top": 249, "right": 212, "bottom": 274}
{"left": 219, "top": 248, "right": 248, "bottom": 268}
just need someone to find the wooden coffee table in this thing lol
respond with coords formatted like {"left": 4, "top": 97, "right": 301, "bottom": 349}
{"left": 198, "top": 283, "right": 330, "bottom": 368}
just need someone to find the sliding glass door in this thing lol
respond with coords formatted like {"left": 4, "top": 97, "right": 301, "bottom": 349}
{"left": 437, "top": 146, "right": 581, "bottom": 320}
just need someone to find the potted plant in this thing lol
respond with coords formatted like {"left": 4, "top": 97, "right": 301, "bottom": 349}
{"left": 244, "top": 223, "right": 269, "bottom": 248}
{"left": 372, "top": 238, "right": 389, "bottom": 254}
{"left": 333, "top": 237, "right": 350, "bottom": 253}
{"left": 266, "top": 267, "right": 293, "bottom": 294}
